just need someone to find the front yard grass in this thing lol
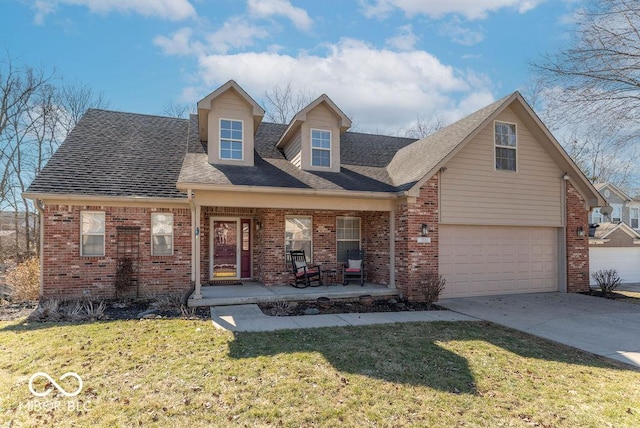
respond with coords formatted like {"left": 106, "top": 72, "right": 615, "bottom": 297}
{"left": 1, "top": 318, "right": 639, "bottom": 427}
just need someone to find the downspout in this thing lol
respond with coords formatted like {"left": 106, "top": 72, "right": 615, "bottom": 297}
{"left": 35, "top": 199, "right": 45, "bottom": 297}
{"left": 389, "top": 209, "right": 396, "bottom": 289}
{"left": 188, "top": 190, "right": 202, "bottom": 300}
{"left": 188, "top": 190, "right": 195, "bottom": 282}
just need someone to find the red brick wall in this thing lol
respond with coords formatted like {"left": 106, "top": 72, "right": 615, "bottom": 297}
{"left": 41, "top": 204, "right": 192, "bottom": 299}
{"left": 247, "top": 208, "right": 389, "bottom": 286}
{"left": 566, "top": 182, "right": 590, "bottom": 292}
{"left": 394, "top": 175, "right": 439, "bottom": 301}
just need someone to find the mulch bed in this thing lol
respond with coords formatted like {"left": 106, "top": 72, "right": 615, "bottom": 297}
{"left": 259, "top": 297, "right": 444, "bottom": 317}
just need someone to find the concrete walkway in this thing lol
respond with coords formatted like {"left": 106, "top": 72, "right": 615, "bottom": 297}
{"left": 439, "top": 293, "right": 640, "bottom": 368}
{"left": 210, "top": 304, "right": 476, "bottom": 332}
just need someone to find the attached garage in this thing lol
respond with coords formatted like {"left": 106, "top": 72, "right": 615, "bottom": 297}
{"left": 439, "top": 225, "right": 560, "bottom": 298}
{"left": 589, "top": 247, "right": 640, "bottom": 285}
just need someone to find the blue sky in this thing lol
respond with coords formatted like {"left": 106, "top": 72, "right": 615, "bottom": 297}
{"left": 1, "top": 0, "right": 580, "bottom": 134}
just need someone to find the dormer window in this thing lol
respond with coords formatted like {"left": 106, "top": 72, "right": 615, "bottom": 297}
{"left": 495, "top": 121, "right": 517, "bottom": 171}
{"left": 311, "top": 129, "right": 331, "bottom": 167}
{"left": 220, "top": 119, "right": 243, "bottom": 160}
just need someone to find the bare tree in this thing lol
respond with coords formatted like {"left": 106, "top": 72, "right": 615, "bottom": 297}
{"left": 263, "top": 81, "right": 313, "bottom": 124}
{"left": 532, "top": 0, "right": 640, "bottom": 191}
{"left": 57, "top": 80, "right": 108, "bottom": 136}
{"left": 162, "top": 99, "right": 193, "bottom": 119}
{"left": 403, "top": 114, "right": 446, "bottom": 139}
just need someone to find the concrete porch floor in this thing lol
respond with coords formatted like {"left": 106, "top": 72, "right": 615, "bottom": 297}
{"left": 188, "top": 282, "right": 398, "bottom": 307}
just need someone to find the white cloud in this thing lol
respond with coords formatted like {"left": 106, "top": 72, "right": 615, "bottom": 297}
{"left": 31, "top": 0, "right": 196, "bottom": 23}
{"left": 205, "top": 17, "right": 270, "bottom": 54}
{"left": 361, "top": 0, "right": 544, "bottom": 20}
{"left": 153, "top": 28, "right": 203, "bottom": 56}
{"left": 385, "top": 24, "right": 418, "bottom": 51}
{"left": 179, "top": 38, "right": 493, "bottom": 133}
{"left": 440, "top": 18, "right": 484, "bottom": 46}
{"left": 247, "top": 0, "right": 313, "bottom": 31}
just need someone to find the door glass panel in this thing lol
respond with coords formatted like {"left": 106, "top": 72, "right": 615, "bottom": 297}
{"left": 242, "top": 223, "right": 250, "bottom": 251}
{"left": 213, "top": 220, "right": 238, "bottom": 278}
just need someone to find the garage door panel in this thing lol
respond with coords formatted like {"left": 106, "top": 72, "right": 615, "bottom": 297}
{"left": 589, "top": 247, "right": 640, "bottom": 284}
{"left": 440, "top": 225, "right": 559, "bottom": 298}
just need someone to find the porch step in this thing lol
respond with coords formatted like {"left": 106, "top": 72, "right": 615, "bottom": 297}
{"left": 188, "top": 283, "right": 399, "bottom": 307}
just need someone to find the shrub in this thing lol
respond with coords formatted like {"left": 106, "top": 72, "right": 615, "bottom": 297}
{"left": 417, "top": 271, "right": 446, "bottom": 308}
{"left": 592, "top": 269, "right": 622, "bottom": 297}
{"left": 5, "top": 257, "right": 40, "bottom": 302}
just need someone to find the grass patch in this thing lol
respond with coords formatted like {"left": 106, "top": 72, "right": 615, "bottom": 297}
{"left": 0, "top": 318, "right": 639, "bottom": 426}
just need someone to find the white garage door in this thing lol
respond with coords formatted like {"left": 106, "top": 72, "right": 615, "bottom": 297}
{"left": 589, "top": 247, "right": 640, "bottom": 285}
{"left": 439, "top": 225, "right": 559, "bottom": 298}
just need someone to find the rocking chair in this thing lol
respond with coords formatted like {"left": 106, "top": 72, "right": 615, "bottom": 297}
{"left": 342, "top": 249, "right": 365, "bottom": 286}
{"left": 289, "top": 250, "right": 323, "bottom": 288}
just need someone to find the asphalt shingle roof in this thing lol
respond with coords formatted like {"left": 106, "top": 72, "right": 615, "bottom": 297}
{"left": 27, "top": 109, "right": 190, "bottom": 199}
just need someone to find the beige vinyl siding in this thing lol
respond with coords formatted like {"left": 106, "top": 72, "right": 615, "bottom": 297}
{"left": 440, "top": 107, "right": 563, "bottom": 227}
{"left": 301, "top": 103, "right": 341, "bottom": 172}
{"left": 207, "top": 89, "right": 255, "bottom": 166}
{"left": 284, "top": 129, "right": 302, "bottom": 168}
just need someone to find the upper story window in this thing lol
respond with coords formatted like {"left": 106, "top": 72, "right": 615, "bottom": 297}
{"left": 494, "top": 121, "right": 517, "bottom": 171}
{"left": 591, "top": 208, "right": 603, "bottom": 224}
{"left": 611, "top": 204, "right": 622, "bottom": 222}
{"left": 311, "top": 129, "right": 331, "bottom": 167}
{"left": 630, "top": 208, "right": 639, "bottom": 229}
{"left": 220, "top": 119, "right": 243, "bottom": 160}
{"left": 81, "top": 211, "right": 105, "bottom": 256}
{"left": 151, "top": 213, "right": 173, "bottom": 256}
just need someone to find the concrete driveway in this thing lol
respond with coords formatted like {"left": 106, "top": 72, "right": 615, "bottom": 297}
{"left": 439, "top": 293, "right": 640, "bottom": 368}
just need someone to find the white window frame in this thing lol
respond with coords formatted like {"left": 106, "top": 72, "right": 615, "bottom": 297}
{"left": 630, "top": 207, "right": 639, "bottom": 229}
{"left": 310, "top": 128, "right": 331, "bottom": 168}
{"left": 219, "top": 118, "right": 244, "bottom": 161}
{"left": 80, "top": 211, "right": 105, "bottom": 257}
{"left": 611, "top": 204, "right": 622, "bottom": 222}
{"left": 337, "top": 217, "right": 361, "bottom": 261}
{"left": 494, "top": 121, "right": 517, "bottom": 172}
{"left": 591, "top": 208, "right": 603, "bottom": 224}
{"left": 151, "top": 212, "right": 174, "bottom": 256}
{"left": 285, "top": 216, "right": 313, "bottom": 262}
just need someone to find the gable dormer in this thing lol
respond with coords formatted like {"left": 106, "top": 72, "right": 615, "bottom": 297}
{"left": 197, "top": 80, "right": 265, "bottom": 167}
{"left": 276, "top": 94, "right": 351, "bottom": 173}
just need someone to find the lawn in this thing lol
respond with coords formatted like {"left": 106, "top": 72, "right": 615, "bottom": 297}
{"left": 1, "top": 318, "right": 639, "bottom": 427}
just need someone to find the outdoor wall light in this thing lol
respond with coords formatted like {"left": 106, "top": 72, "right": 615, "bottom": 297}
{"left": 255, "top": 221, "right": 262, "bottom": 231}
{"left": 421, "top": 223, "right": 429, "bottom": 236}
{"left": 576, "top": 226, "right": 584, "bottom": 237}
{"left": 563, "top": 173, "right": 571, "bottom": 180}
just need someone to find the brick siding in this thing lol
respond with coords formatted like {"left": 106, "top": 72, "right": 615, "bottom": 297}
{"left": 41, "top": 204, "right": 191, "bottom": 299}
{"left": 565, "top": 182, "right": 590, "bottom": 292}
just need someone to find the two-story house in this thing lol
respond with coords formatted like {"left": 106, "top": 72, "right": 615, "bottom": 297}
{"left": 24, "top": 80, "right": 604, "bottom": 303}
{"left": 589, "top": 182, "right": 640, "bottom": 284}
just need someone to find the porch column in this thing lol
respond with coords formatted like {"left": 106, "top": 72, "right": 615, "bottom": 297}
{"left": 389, "top": 209, "right": 396, "bottom": 289}
{"left": 193, "top": 203, "right": 202, "bottom": 299}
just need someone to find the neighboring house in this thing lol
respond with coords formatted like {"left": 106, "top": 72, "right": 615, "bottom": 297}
{"left": 589, "top": 183, "right": 640, "bottom": 284}
{"left": 23, "top": 80, "right": 605, "bottom": 302}
{"left": 590, "top": 183, "right": 640, "bottom": 230}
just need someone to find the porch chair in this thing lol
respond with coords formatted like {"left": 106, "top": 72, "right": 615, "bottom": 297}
{"left": 343, "top": 249, "right": 365, "bottom": 286}
{"left": 289, "top": 250, "right": 323, "bottom": 288}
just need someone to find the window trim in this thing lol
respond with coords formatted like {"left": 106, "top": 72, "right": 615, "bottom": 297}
{"left": 310, "top": 128, "right": 331, "bottom": 168}
{"left": 494, "top": 120, "right": 518, "bottom": 172}
{"left": 591, "top": 208, "right": 603, "bottom": 224}
{"left": 151, "top": 212, "right": 174, "bottom": 256}
{"left": 337, "top": 216, "right": 361, "bottom": 261}
{"left": 80, "top": 211, "right": 105, "bottom": 257}
{"left": 285, "top": 216, "right": 313, "bottom": 262}
{"left": 611, "top": 203, "right": 622, "bottom": 223}
{"left": 219, "top": 118, "right": 244, "bottom": 161}
{"left": 630, "top": 207, "right": 639, "bottom": 229}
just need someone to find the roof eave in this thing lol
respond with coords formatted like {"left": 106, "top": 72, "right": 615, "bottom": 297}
{"left": 23, "top": 192, "right": 189, "bottom": 205}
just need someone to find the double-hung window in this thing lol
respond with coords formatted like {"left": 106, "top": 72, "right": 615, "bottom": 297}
{"left": 311, "top": 129, "right": 331, "bottom": 167}
{"left": 81, "top": 211, "right": 105, "bottom": 256}
{"left": 220, "top": 119, "right": 243, "bottom": 160}
{"left": 591, "top": 208, "right": 603, "bottom": 224}
{"left": 630, "top": 208, "right": 639, "bottom": 229}
{"left": 151, "top": 213, "right": 173, "bottom": 256}
{"left": 495, "top": 121, "right": 517, "bottom": 171}
{"left": 337, "top": 217, "right": 361, "bottom": 262}
{"left": 285, "top": 216, "right": 312, "bottom": 262}
{"left": 611, "top": 204, "right": 622, "bottom": 223}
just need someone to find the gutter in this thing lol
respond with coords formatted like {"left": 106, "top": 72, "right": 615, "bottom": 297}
{"left": 22, "top": 192, "right": 189, "bottom": 205}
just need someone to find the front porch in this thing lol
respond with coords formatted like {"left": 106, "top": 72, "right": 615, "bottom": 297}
{"left": 188, "top": 282, "right": 398, "bottom": 307}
